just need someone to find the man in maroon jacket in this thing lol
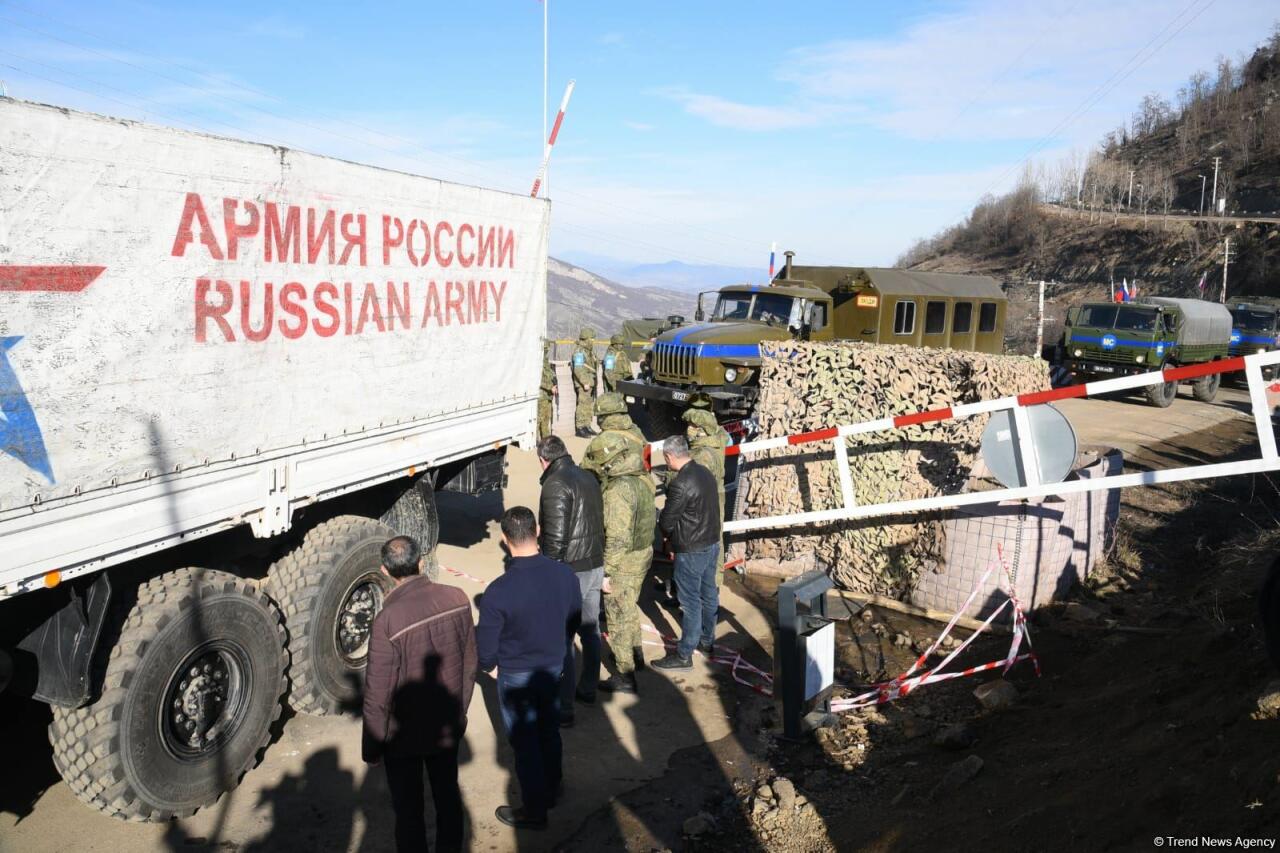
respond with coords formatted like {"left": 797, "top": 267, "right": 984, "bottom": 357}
{"left": 363, "top": 535, "right": 477, "bottom": 853}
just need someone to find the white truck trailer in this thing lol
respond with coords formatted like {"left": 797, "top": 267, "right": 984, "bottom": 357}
{"left": 0, "top": 98, "right": 547, "bottom": 820}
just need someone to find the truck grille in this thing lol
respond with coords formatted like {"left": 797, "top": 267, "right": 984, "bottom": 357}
{"left": 1080, "top": 347, "right": 1142, "bottom": 365}
{"left": 652, "top": 342, "right": 698, "bottom": 380}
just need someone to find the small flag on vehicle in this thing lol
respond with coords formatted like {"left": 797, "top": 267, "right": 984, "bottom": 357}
{"left": 769, "top": 242, "right": 776, "bottom": 281}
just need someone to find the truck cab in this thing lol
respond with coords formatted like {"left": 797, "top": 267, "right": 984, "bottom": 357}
{"left": 1229, "top": 298, "right": 1280, "bottom": 365}
{"left": 634, "top": 282, "right": 834, "bottom": 420}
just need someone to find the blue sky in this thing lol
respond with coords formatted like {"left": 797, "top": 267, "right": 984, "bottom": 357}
{"left": 1, "top": 0, "right": 1275, "bottom": 269}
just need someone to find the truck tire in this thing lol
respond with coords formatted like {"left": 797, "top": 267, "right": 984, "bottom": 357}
{"left": 645, "top": 400, "right": 686, "bottom": 440}
{"left": 1144, "top": 380, "right": 1177, "bottom": 408}
{"left": 379, "top": 478, "right": 440, "bottom": 581}
{"left": 48, "top": 568, "right": 286, "bottom": 821}
{"left": 267, "top": 515, "right": 397, "bottom": 715}
{"left": 1192, "top": 371, "right": 1221, "bottom": 402}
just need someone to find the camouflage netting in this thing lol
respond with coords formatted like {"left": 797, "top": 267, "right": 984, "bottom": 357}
{"left": 738, "top": 341, "right": 1049, "bottom": 595}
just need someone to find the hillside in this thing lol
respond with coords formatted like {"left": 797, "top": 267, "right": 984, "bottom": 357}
{"left": 547, "top": 257, "right": 695, "bottom": 339}
{"left": 557, "top": 252, "right": 763, "bottom": 294}
{"left": 900, "top": 26, "right": 1280, "bottom": 319}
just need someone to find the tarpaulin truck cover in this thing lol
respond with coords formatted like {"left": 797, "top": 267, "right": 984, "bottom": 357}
{"left": 0, "top": 99, "right": 548, "bottom": 594}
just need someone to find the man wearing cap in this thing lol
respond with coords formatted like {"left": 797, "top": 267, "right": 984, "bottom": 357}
{"left": 602, "top": 334, "right": 632, "bottom": 393}
{"left": 572, "top": 328, "right": 599, "bottom": 438}
{"left": 585, "top": 433, "right": 655, "bottom": 694}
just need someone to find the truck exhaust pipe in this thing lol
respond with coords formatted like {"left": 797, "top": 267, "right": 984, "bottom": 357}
{"left": 784, "top": 250, "right": 794, "bottom": 281}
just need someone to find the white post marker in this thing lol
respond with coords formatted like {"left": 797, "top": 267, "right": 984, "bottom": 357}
{"left": 531, "top": 79, "right": 575, "bottom": 199}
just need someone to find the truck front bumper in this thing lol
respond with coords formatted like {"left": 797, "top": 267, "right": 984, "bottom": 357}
{"left": 1066, "top": 360, "right": 1153, "bottom": 380}
{"left": 617, "top": 379, "right": 755, "bottom": 413}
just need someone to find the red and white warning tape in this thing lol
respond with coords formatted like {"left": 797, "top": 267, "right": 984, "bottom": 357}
{"left": 441, "top": 565, "right": 488, "bottom": 586}
{"left": 830, "top": 545, "right": 1038, "bottom": 712}
{"left": 640, "top": 623, "right": 775, "bottom": 697}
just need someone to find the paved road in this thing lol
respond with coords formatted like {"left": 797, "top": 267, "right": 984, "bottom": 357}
{"left": 1041, "top": 202, "right": 1280, "bottom": 228}
{"left": 0, "top": 374, "right": 1262, "bottom": 852}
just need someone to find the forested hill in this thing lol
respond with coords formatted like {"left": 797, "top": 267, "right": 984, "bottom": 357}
{"left": 899, "top": 26, "right": 1280, "bottom": 304}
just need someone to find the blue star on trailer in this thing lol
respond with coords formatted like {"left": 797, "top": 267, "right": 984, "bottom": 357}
{"left": 0, "top": 336, "right": 55, "bottom": 484}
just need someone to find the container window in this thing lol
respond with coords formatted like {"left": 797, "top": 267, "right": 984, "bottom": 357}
{"left": 952, "top": 302, "right": 973, "bottom": 334}
{"left": 893, "top": 300, "right": 916, "bottom": 335}
{"left": 924, "top": 301, "right": 947, "bottom": 335}
{"left": 979, "top": 302, "right": 998, "bottom": 333}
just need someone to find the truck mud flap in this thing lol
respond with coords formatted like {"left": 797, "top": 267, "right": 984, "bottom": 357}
{"left": 438, "top": 447, "right": 507, "bottom": 496}
{"left": 13, "top": 572, "right": 112, "bottom": 707}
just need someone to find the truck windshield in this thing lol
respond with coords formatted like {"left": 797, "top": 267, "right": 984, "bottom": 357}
{"left": 1077, "top": 305, "right": 1118, "bottom": 328}
{"left": 712, "top": 292, "right": 795, "bottom": 325}
{"left": 713, "top": 295, "right": 752, "bottom": 320}
{"left": 1113, "top": 307, "right": 1157, "bottom": 332}
{"left": 1076, "top": 304, "right": 1157, "bottom": 332}
{"left": 1231, "top": 308, "right": 1277, "bottom": 332}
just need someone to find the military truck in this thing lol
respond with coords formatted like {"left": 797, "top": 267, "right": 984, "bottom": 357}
{"left": 618, "top": 252, "right": 1007, "bottom": 433}
{"left": 0, "top": 99, "right": 545, "bottom": 821}
{"left": 1063, "top": 296, "right": 1232, "bottom": 407}
{"left": 1229, "top": 297, "right": 1280, "bottom": 379}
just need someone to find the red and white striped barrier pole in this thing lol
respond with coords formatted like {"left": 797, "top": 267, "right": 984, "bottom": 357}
{"left": 530, "top": 79, "right": 575, "bottom": 198}
{"left": 685, "top": 349, "right": 1280, "bottom": 534}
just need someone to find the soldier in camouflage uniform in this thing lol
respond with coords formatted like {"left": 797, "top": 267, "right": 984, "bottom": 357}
{"left": 572, "top": 327, "right": 599, "bottom": 437}
{"left": 538, "top": 340, "right": 558, "bottom": 440}
{"left": 582, "top": 392, "right": 645, "bottom": 479}
{"left": 684, "top": 394, "right": 729, "bottom": 588}
{"left": 602, "top": 333, "right": 632, "bottom": 393}
{"left": 586, "top": 432, "right": 656, "bottom": 694}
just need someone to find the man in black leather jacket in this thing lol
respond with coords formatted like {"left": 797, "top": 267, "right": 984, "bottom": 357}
{"left": 653, "top": 435, "right": 721, "bottom": 671}
{"left": 536, "top": 436, "right": 606, "bottom": 720}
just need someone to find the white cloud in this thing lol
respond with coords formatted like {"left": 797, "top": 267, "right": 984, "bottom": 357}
{"left": 598, "top": 32, "right": 625, "bottom": 46}
{"left": 624, "top": 120, "right": 654, "bottom": 132}
{"left": 776, "top": 0, "right": 1276, "bottom": 145}
{"left": 653, "top": 86, "right": 833, "bottom": 131}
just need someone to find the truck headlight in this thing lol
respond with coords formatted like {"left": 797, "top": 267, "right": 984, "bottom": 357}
{"left": 724, "top": 367, "right": 738, "bottom": 383}
{"left": 1259, "top": 348, "right": 1268, "bottom": 355}
{"left": 1073, "top": 348, "right": 1083, "bottom": 358}
{"left": 1135, "top": 354, "right": 1145, "bottom": 364}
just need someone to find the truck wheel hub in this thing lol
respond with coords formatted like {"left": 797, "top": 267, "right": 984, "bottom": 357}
{"left": 335, "top": 579, "right": 382, "bottom": 665}
{"left": 161, "top": 644, "right": 247, "bottom": 760}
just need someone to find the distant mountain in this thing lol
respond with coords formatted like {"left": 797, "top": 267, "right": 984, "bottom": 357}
{"left": 546, "top": 257, "right": 696, "bottom": 339}
{"left": 557, "top": 251, "right": 765, "bottom": 294}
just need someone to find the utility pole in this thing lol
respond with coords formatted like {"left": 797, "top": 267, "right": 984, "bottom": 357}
{"left": 1035, "top": 280, "right": 1046, "bottom": 357}
{"left": 542, "top": 0, "right": 549, "bottom": 198}
{"left": 1127, "top": 169, "right": 1135, "bottom": 209}
{"left": 1198, "top": 175, "right": 1206, "bottom": 216}
{"left": 1220, "top": 238, "right": 1233, "bottom": 304}
{"left": 1210, "top": 156, "right": 1221, "bottom": 216}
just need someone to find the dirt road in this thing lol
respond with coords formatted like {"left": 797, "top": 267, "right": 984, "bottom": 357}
{"left": 0, "top": 379, "right": 1269, "bottom": 852}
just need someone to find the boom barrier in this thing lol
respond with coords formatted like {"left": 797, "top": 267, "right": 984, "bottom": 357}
{"left": 645, "top": 350, "right": 1280, "bottom": 534}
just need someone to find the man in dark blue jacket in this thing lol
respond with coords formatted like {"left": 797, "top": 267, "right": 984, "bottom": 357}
{"left": 477, "top": 506, "right": 583, "bottom": 831}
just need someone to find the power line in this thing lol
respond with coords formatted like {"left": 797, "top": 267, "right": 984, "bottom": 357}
{"left": 971, "top": 0, "right": 1218, "bottom": 204}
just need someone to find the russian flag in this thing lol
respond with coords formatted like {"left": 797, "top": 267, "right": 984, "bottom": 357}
{"left": 769, "top": 241, "right": 776, "bottom": 280}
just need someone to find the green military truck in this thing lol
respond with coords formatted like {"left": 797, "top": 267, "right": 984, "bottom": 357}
{"left": 1063, "top": 296, "right": 1232, "bottom": 407}
{"left": 618, "top": 253, "right": 1007, "bottom": 432}
{"left": 1229, "top": 297, "right": 1280, "bottom": 379}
